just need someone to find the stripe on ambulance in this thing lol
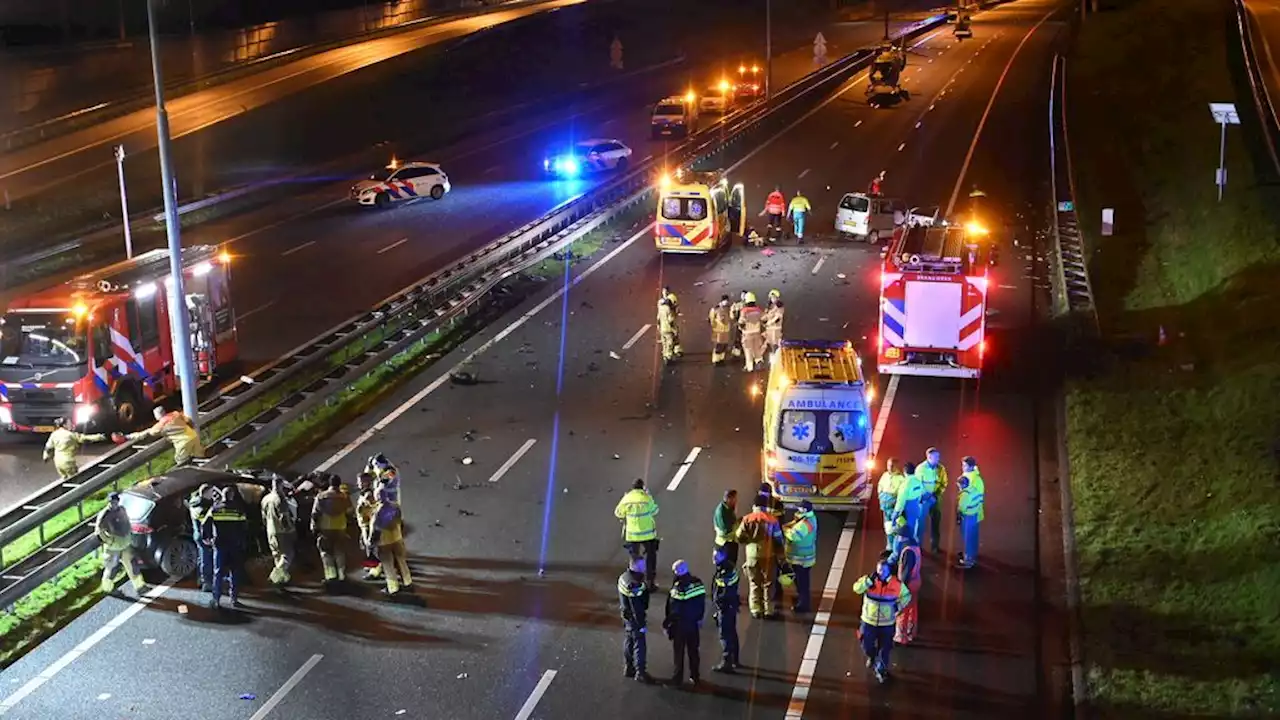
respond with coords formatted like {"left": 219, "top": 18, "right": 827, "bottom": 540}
{"left": 659, "top": 224, "right": 709, "bottom": 246}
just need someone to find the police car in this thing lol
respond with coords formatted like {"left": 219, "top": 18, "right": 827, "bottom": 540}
{"left": 350, "top": 161, "right": 451, "bottom": 209}
{"left": 543, "top": 139, "right": 633, "bottom": 178}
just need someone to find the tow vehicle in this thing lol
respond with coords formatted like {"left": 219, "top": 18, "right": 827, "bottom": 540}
{"left": 651, "top": 93, "right": 698, "bottom": 138}
{"left": 655, "top": 170, "right": 746, "bottom": 253}
{"left": 759, "top": 340, "right": 875, "bottom": 509}
{"left": 350, "top": 160, "right": 450, "bottom": 208}
{"left": 877, "top": 221, "right": 991, "bottom": 378}
{"left": 734, "top": 63, "right": 763, "bottom": 99}
{"left": 866, "top": 42, "right": 910, "bottom": 103}
{"left": 543, "top": 138, "right": 633, "bottom": 178}
{"left": 835, "top": 193, "right": 938, "bottom": 243}
{"left": 0, "top": 246, "right": 238, "bottom": 433}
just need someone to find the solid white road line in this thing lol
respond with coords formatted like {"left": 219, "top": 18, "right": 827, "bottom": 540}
{"left": 377, "top": 237, "right": 409, "bottom": 254}
{"left": 513, "top": 670, "right": 557, "bottom": 720}
{"left": 248, "top": 654, "right": 323, "bottom": 720}
{"left": 811, "top": 255, "right": 827, "bottom": 275}
{"left": 897, "top": 142, "right": 906, "bottom": 152}
{"left": 871, "top": 375, "right": 900, "bottom": 452}
{"left": 621, "top": 324, "right": 652, "bottom": 351}
{"left": 281, "top": 240, "right": 315, "bottom": 257}
{"left": 665, "top": 446, "right": 703, "bottom": 491}
{"left": 798, "top": 168, "right": 811, "bottom": 179}
{"left": 0, "top": 580, "right": 175, "bottom": 715}
{"left": 488, "top": 439, "right": 538, "bottom": 483}
{"left": 829, "top": 141, "right": 839, "bottom": 149}
{"left": 854, "top": 119, "right": 863, "bottom": 127}
{"left": 239, "top": 300, "right": 277, "bottom": 321}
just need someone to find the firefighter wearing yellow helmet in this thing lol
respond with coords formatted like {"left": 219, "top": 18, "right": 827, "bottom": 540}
{"left": 738, "top": 292, "right": 766, "bottom": 371}
{"left": 658, "top": 297, "right": 679, "bottom": 363}
{"left": 764, "top": 289, "right": 785, "bottom": 355}
{"left": 660, "top": 287, "right": 683, "bottom": 360}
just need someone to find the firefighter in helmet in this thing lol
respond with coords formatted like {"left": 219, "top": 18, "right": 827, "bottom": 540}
{"left": 43, "top": 417, "right": 107, "bottom": 480}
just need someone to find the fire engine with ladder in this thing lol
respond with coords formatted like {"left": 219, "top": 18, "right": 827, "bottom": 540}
{"left": 877, "top": 222, "right": 991, "bottom": 378}
{"left": 0, "top": 246, "right": 238, "bottom": 434}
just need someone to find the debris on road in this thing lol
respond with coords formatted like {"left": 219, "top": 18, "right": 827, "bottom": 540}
{"left": 461, "top": 456, "right": 474, "bottom": 465}
{"left": 609, "top": 351, "right": 622, "bottom": 359}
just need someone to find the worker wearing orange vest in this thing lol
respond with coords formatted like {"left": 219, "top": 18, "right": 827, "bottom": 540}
{"left": 738, "top": 293, "right": 766, "bottom": 372}
{"left": 760, "top": 187, "right": 786, "bottom": 237}
{"left": 853, "top": 558, "right": 911, "bottom": 683}
{"left": 891, "top": 524, "right": 922, "bottom": 644}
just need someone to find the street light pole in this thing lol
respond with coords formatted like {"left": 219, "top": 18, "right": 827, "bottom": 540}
{"left": 145, "top": 0, "right": 200, "bottom": 426}
{"left": 765, "top": 0, "right": 772, "bottom": 100}
{"left": 113, "top": 144, "right": 133, "bottom": 259}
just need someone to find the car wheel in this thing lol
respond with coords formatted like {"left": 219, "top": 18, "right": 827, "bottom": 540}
{"left": 430, "top": 184, "right": 445, "bottom": 200}
{"left": 868, "top": 230, "right": 880, "bottom": 245}
{"left": 374, "top": 192, "right": 391, "bottom": 209}
{"left": 159, "top": 537, "right": 199, "bottom": 579}
{"left": 616, "top": 157, "right": 629, "bottom": 173}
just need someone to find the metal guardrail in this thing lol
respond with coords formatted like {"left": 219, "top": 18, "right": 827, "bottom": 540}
{"left": 1047, "top": 53, "right": 1097, "bottom": 332}
{"left": 0, "top": 0, "right": 557, "bottom": 154}
{"left": 0, "top": 12, "right": 949, "bottom": 612}
{"left": 1233, "top": 0, "right": 1280, "bottom": 178}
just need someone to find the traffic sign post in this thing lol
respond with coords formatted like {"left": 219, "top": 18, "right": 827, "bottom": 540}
{"left": 1209, "top": 102, "right": 1241, "bottom": 202}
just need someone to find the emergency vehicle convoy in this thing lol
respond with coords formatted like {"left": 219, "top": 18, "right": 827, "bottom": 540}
{"left": 877, "top": 222, "right": 991, "bottom": 378}
{"left": 0, "top": 247, "right": 237, "bottom": 434}
{"left": 760, "top": 340, "right": 875, "bottom": 509}
{"left": 654, "top": 170, "right": 746, "bottom": 253}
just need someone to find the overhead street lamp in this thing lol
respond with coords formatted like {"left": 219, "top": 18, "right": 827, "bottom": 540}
{"left": 145, "top": 0, "right": 200, "bottom": 425}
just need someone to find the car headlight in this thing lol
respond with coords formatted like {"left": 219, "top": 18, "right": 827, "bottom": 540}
{"left": 73, "top": 404, "right": 96, "bottom": 426}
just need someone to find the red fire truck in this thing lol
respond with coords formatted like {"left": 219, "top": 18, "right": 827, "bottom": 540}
{"left": 877, "top": 222, "right": 990, "bottom": 378}
{"left": 0, "top": 246, "right": 238, "bottom": 433}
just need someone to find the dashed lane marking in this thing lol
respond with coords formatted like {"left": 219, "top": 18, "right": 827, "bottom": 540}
{"left": 489, "top": 439, "right": 538, "bottom": 483}
{"left": 513, "top": 670, "right": 557, "bottom": 720}
{"left": 666, "top": 446, "right": 703, "bottom": 491}
{"left": 622, "top": 324, "right": 652, "bottom": 351}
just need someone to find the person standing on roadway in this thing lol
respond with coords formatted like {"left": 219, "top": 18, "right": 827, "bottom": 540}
{"left": 853, "top": 558, "right": 911, "bottom": 683}
{"left": 95, "top": 491, "right": 147, "bottom": 596}
{"left": 759, "top": 187, "right": 786, "bottom": 240}
{"left": 788, "top": 191, "right": 811, "bottom": 242}
{"left": 708, "top": 296, "right": 733, "bottom": 366}
{"left": 615, "top": 479, "right": 660, "bottom": 591}
{"left": 729, "top": 291, "right": 747, "bottom": 359}
{"left": 373, "top": 487, "right": 413, "bottom": 596}
{"left": 764, "top": 290, "right": 785, "bottom": 356}
{"left": 657, "top": 296, "right": 680, "bottom": 365}
{"left": 891, "top": 524, "right": 923, "bottom": 644}
{"left": 783, "top": 500, "right": 818, "bottom": 614}
{"left": 894, "top": 461, "right": 926, "bottom": 544}
{"left": 956, "top": 456, "right": 986, "bottom": 569}
{"left": 117, "top": 406, "right": 205, "bottom": 466}
{"left": 917, "top": 447, "right": 949, "bottom": 553}
{"left": 878, "top": 458, "right": 906, "bottom": 550}
{"left": 311, "top": 475, "right": 353, "bottom": 590}
{"left": 661, "top": 287, "right": 684, "bottom": 358}
{"left": 736, "top": 495, "right": 782, "bottom": 619}
{"left": 186, "top": 484, "right": 215, "bottom": 591}
{"left": 355, "top": 472, "right": 383, "bottom": 581}
{"left": 261, "top": 476, "right": 297, "bottom": 588}
{"left": 617, "top": 555, "right": 654, "bottom": 684}
{"left": 711, "top": 547, "right": 741, "bottom": 673}
{"left": 208, "top": 485, "right": 249, "bottom": 610}
{"left": 42, "top": 417, "right": 106, "bottom": 480}
{"left": 663, "top": 559, "right": 707, "bottom": 687}
{"left": 738, "top": 292, "right": 766, "bottom": 372}
{"left": 712, "top": 489, "right": 740, "bottom": 565}
{"left": 365, "top": 453, "right": 401, "bottom": 505}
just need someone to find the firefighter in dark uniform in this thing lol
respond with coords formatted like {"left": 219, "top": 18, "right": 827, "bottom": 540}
{"left": 711, "top": 548, "right": 741, "bottom": 673}
{"left": 618, "top": 556, "right": 654, "bottom": 684}
{"left": 663, "top": 559, "right": 707, "bottom": 687}
{"left": 207, "top": 485, "right": 249, "bottom": 610}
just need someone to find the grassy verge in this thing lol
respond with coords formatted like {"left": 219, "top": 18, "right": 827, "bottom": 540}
{"left": 0, "top": 554, "right": 105, "bottom": 667}
{"left": 1065, "top": 0, "right": 1280, "bottom": 716}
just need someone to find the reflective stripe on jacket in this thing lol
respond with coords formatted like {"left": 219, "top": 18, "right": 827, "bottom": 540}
{"left": 709, "top": 306, "right": 732, "bottom": 344}
{"left": 894, "top": 473, "right": 926, "bottom": 516}
{"left": 788, "top": 195, "right": 811, "bottom": 214}
{"left": 958, "top": 470, "right": 986, "bottom": 520}
{"left": 614, "top": 489, "right": 659, "bottom": 542}
{"left": 784, "top": 511, "right": 818, "bottom": 567}
{"left": 917, "top": 461, "right": 948, "bottom": 496}
{"left": 313, "top": 488, "right": 352, "bottom": 531}
{"left": 878, "top": 470, "right": 904, "bottom": 514}
{"left": 765, "top": 192, "right": 786, "bottom": 214}
{"left": 853, "top": 575, "right": 910, "bottom": 626}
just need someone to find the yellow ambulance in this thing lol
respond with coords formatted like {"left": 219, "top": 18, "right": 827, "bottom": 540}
{"left": 655, "top": 170, "right": 745, "bottom": 253}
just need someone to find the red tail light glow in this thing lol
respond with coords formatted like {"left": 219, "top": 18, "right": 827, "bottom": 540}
{"left": 131, "top": 523, "right": 153, "bottom": 534}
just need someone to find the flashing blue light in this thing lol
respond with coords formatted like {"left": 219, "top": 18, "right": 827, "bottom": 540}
{"left": 856, "top": 413, "right": 869, "bottom": 429}
{"left": 556, "top": 156, "right": 580, "bottom": 176}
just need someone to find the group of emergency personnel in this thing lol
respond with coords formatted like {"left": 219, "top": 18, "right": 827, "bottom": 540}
{"left": 758, "top": 187, "right": 811, "bottom": 242}
{"left": 664, "top": 287, "right": 783, "bottom": 371}
{"left": 44, "top": 406, "right": 205, "bottom": 481}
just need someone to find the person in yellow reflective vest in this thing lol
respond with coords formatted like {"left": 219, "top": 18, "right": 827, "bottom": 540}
{"left": 261, "top": 477, "right": 297, "bottom": 587}
{"left": 894, "top": 461, "right": 926, "bottom": 544}
{"left": 311, "top": 475, "right": 353, "bottom": 589}
{"left": 783, "top": 500, "right": 817, "bottom": 614}
{"left": 708, "top": 296, "right": 733, "bottom": 365}
{"left": 917, "top": 447, "right": 949, "bottom": 553}
{"left": 119, "top": 406, "right": 205, "bottom": 465}
{"left": 95, "top": 492, "right": 147, "bottom": 596}
{"left": 43, "top": 417, "right": 106, "bottom": 480}
{"left": 763, "top": 290, "right": 785, "bottom": 355}
{"left": 615, "top": 479, "right": 660, "bottom": 591}
{"left": 877, "top": 458, "right": 906, "bottom": 550}
{"left": 207, "top": 485, "right": 249, "bottom": 609}
{"left": 788, "top": 191, "right": 811, "bottom": 242}
{"left": 354, "top": 472, "right": 383, "bottom": 581}
{"left": 661, "top": 287, "right": 683, "bottom": 356}
{"left": 729, "top": 291, "right": 746, "bottom": 358}
{"left": 712, "top": 489, "right": 740, "bottom": 565}
{"left": 365, "top": 453, "right": 400, "bottom": 505}
{"left": 739, "top": 293, "right": 766, "bottom": 372}
{"left": 956, "top": 456, "right": 986, "bottom": 569}
{"left": 373, "top": 488, "right": 412, "bottom": 595}
{"left": 853, "top": 559, "right": 911, "bottom": 683}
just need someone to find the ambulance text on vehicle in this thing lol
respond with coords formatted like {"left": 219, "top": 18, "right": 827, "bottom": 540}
{"left": 655, "top": 170, "right": 745, "bottom": 253}
{"left": 877, "top": 222, "right": 990, "bottom": 378}
{"left": 761, "top": 340, "right": 875, "bottom": 510}
{"left": 0, "top": 246, "right": 238, "bottom": 434}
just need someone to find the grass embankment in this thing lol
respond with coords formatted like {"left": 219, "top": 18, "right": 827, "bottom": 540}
{"left": 1064, "top": 0, "right": 1280, "bottom": 716}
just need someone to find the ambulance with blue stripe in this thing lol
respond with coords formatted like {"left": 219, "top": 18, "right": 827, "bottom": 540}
{"left": 654, "top": 170, "right": 745, "bottom": 253}
{"left": 0, "top": 246, "right": 238, "bottom": 434}
{"left": 350, "top": 160, "right": 451, "bottom": 209}
{"left": 760, "top": 340, "right": 876, "bottom": 509}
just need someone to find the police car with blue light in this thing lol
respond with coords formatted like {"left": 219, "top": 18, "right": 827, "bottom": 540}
{"left": 350, "top": 160, "right": 451, "bottom": 209}
{"left": 543, "top": 139, "right": 633, "bottom": 178}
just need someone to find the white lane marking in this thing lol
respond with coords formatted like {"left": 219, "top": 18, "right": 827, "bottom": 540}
{"left": 621, "top": 324, "right": 652, "bottom": 351}
{"left": 665, "top": 446, "right": 703, "bottom": 491}
{"left": 248, "top": 654, "right": 323, "bottom": 720}
{"left": 377, "top": 237, "right": 409, "bottom": 254}
{"left": 281, "top": 240, "right": 316, "bottom": 257}
{"left": 915, "top": 121, "right": 922, "bottom": 129}
{"left": 0, "top": 580, "right": 175, "bottom": 715}
{"left": 313, "top": 222, "right": 655, "bottom": 473}
{"left": 829, "top": 141, "right": 840, "bottom": 149}
{"left": 513, "top": 670, "right": 557, "bottom": 720}
{"left": 798, "top": 168, "right": 811, "bottom": 179}
{"left": 811, "top": 255, "right": 827, "bottom": 275}
{"left": 488, "top": 439, "right": 538, "bottom": 483}
{"left": 854, "top": 119, "right": 863, "bottom": 127}
{"left": 483, "top": 165, "right": 502, "bottom": 176}
{"left": 239, "top": 300, "right": 277, "bottom": 321}
{"left": 945, "top": 6, "right": 1056, "bottom": 215}
{"left": 786, "top": 375, "right": 899, "bottom": 719}
{"left": 226, "top": 199, "right": 346, "bottom": 251}
{"left": 96, "top": 694, "right": 110, "bottom": 701}
{"left": 897, "top": 143, "right": 906, "bottom": 152}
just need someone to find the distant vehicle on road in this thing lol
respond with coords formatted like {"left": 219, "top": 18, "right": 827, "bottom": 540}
{"left": 734, "top": 63, "right": 763, "bottom": 99}
{"left": 543, "top": 139, "right": 633, "bottom": 178}
{"left": 651, "top": 94, "right": 698, "bottom": 138}
{"left": 350, "top": 160, "right": 451, "bottom": 209}
{"left": 699, "top": 82, "right": 735, "bottom": 114}
{"left": 121, "top": 465, "right": 321, "bottom": 579}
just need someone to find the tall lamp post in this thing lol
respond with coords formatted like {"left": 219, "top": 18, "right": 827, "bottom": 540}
{"left": 765, "top": 0, "right": 772, "bottom": 100}
{"left": 145, "top": 0, "right": 200, "bottom": 426}
{"left": 113, "top": 144, "right": 133, "bottom": 259}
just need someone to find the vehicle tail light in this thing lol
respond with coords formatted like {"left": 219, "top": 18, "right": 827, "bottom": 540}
{"left": 980, "top": 340, "right": 988, "bottom": 357}
{"left": 131, "top": 523, "right": 153, "bottom": 534}
{"left": 864, "top": 457, "right": 876, "bottom": 471}
{"left": 765, "top": 451, "right": 778, "bottom": 469}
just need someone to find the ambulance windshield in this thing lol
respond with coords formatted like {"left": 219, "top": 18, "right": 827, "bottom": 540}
{"left": 662, "top": 196, "right": 708, "bottom": 221}
{"left": 779, "top": 409, "right": 868, "bottom": 454}
{"left": 0, "top": 311, "right": 85, "bottom": 368}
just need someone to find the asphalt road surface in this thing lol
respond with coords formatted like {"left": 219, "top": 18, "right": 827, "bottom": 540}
{"left": 0, "top": 9, "right": 940, "bottom": 521}
{"left": 0, "top": 2, "right": 1074, "bottom": 718}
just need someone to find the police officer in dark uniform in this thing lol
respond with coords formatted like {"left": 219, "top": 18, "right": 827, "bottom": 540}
{"left": 208, "top": 485, "right": 249, "bottom": 610}
{"left": 711, "top": 548, "right": 741, "bottom": 673}
{"left": 618, "top": 556, "right": 654, "bottom": 684}
{"left": 663, "top": 559, "right": 707, "bottom": 687}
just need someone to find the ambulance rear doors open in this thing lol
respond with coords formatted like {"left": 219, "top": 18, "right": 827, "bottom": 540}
{"left": 655, "top": 173, "right": 745, "bottom": 253}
